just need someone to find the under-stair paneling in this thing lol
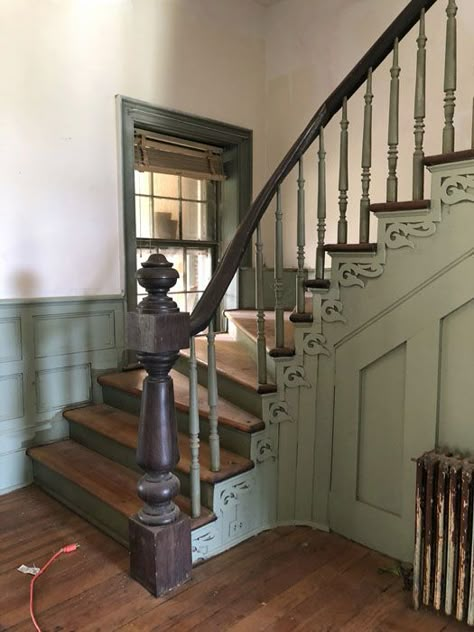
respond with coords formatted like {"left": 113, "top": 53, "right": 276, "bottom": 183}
{"left": 437, "top": 298, "right": 474, "bottom": 452}
{"left": 328, "top": 247, "right": 474, "bottom": 561}
{"left": 0, "top": 298, "right": 124, "bottom": 494}
{"left": 357, "top": 343, "right": 406, "bottom": 517}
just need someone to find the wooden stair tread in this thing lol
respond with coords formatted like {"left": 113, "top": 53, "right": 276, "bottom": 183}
{"left": 181, "top": 334, "right": 271, "bottom": 394}
{"left": 324, "top": 243, "right": 377, "bottom": 253}
{"left": 370, "top": 199, "right": 431, "bottom": 213}
{"left": 424, "top": 149, "right": 474, "bottom": 167}
{"left": 27, "top": 440, "right": 214, "bottom": 530}
{"left": 99, "top": 369, "right": 264, "bottom": 433}
{"left": 225, "top": 309, "right": 295, "bottom": 352}
{"left": 64, "top": 404, "right": 254, "bottom": 484}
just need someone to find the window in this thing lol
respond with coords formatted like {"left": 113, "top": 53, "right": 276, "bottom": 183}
{"left": 134, "top": 170, "right": 219, "bottom": 313}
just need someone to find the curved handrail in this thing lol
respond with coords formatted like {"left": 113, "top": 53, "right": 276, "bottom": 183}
{"left": 190, "top": 0, "right": 438, "bottom": 336}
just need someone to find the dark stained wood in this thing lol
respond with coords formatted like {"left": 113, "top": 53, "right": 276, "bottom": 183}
{"left": 424, "top": 149, "right": 474, "bottom": 166}
{"left": 1, "top": 486, "right": 468, "bottom": 631}
{"left": 304, "top": 278, "right": 331, "bottom": 290}
{"left": 189, "top": 0, "right": 438, "bottom": 336}
{"left": 129, "top": 513, "right": 192, "bottom": 597}
{"left": 370, "top": 199, "right": 431, "bottom": 213}
{"left": 99, "top": 369, "right": 265, "bottom": 433}
{"left": 27, "top": 441, "right": 214, "bottom": 530}
{"left": 269, "top": 347, "right": 295, "bottom": 358}
{"left": 325, "top": 243, "right": 378, "bottom": 253}
{"left": 64, "top": 404, "right": 254, "bottom": 484}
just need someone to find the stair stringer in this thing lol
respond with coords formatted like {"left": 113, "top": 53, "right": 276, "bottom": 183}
{"left": 308, "top": 158, "right": 474, "bottom": 547}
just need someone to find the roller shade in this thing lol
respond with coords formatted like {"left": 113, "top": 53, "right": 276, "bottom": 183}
{"left": 134, "top": 131, "right": 226, "bottom": 181}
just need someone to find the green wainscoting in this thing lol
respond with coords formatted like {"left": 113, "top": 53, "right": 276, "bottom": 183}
{"left": 0, "top": 297, "right": 125, "bottom": 494}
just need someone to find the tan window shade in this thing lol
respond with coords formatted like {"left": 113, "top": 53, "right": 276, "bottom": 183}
{"left": 134, "top": 132, "right": 226, "bottom": 181}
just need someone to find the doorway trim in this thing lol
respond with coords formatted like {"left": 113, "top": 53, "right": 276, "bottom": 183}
{"left": 117, "top": 96, "right": 253, "bottom": 313}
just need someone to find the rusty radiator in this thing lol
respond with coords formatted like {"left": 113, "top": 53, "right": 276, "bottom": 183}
{"left": 414, "top": 451, "right": 474, "bottom": 625}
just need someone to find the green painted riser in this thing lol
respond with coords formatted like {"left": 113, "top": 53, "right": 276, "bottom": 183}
{"left": 31, "top": 460, "right": 130, "bottom": 548}
{"left": 100, "top": 385, "right": 253, "bottom": 458}
{"left": 174, "top": 356, "right": 262, "bottom": 419}
{"left": 69, "top": 421, "right": 215, "bottom": 509}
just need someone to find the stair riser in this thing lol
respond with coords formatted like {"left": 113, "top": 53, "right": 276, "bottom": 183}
{"left": 101, "top": 385, "right": 253, "bottom": 458}
{"left": 69, "top": 421, "right": 215, "bottom": 509}
{"left": 175, "top": 356, "right": 262, "bottom": 419}
{"left": 31, "top": 459, "right": 130, "bottom": 547}
{"left": 227, "top": 320, "right": 276, "bottom": 379}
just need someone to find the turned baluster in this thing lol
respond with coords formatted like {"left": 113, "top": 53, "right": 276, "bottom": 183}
{"left": 188, "top": 336, "right": 201, "bottom": 518}
{"left": 316, "top": 129, "right": 327, "bottom": 279}
{"left": 387, "top": 38, "right": 400, "bottom": 202}
{"left": 255, "top": 223, "right": 268, "bottom": 385}
{"left": 127, "top": 253, "right": 192, "bottom": 596}
{"left": 359, "top": 69, "right": 373, "bottom": 243}
{"left": 443, "top": 0, "right": 457, "bottom": 153}
{"left": 338, "top": 98, "right": 349, "bottom": 244}
{"left": 413, "top": 9, "right": 427, "bottom": 200}
{"left": 273, "top": 186, "right": 285, "bottom": 352}
{"left": 295, "top": 157, "right": 306, "bottom": 315}
{"left": 207, "top": 322, "right": 220, "bottom": 472}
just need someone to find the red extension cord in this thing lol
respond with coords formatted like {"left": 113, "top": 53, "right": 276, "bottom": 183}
{"left": 29, "top": 543, "right": 79, "bottom": 632}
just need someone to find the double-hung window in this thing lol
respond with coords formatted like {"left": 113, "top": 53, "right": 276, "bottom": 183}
{"left": 134, "top": 132, "right": 225, "bottom": 312}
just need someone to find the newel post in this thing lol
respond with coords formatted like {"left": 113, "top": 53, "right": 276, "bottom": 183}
{"left": 127, "top": 253, "right": 192, "bottom": 597}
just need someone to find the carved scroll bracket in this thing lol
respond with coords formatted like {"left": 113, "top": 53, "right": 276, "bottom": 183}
{"left": 385, "top": 221, "right": 436, "bottom": 249}
{"left": 302, "top": 332, "right": 331, "bottom": 357}
{"left": 336, "top": 262, "right": 384, "bottom": 288}
{"left": 440, "top": 174, "right": 474, "bottom": 206}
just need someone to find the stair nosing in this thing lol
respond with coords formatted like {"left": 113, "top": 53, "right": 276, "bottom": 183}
{"left": 64, "top": 403, "right": 255, "bottom": 485}
{"left": 28, "top": 439, "right": 215, "bottom": 530}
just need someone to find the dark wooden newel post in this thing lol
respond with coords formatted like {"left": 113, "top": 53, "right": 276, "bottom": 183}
{"left": 127, "top": 253, "right": 192, "bottom": 596}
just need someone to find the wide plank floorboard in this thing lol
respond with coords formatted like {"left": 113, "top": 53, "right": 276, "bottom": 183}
{"left": 0, "top": 487, "right": 470, "bottom": 631}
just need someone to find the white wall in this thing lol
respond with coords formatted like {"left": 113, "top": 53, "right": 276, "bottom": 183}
{"left": 0, "top": 0, "right": 266, "bottom": 299}
{"left": 262, "top": 0, "right": 474, "bottom": 267}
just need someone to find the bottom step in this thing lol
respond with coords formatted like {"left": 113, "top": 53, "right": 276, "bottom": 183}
{"left": 28, "top": 440, "right": 215, "bottom": 548}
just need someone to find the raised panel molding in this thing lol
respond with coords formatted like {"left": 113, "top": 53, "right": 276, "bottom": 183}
{"left": 33, "top": 310, "right": 116, "bottom": 358}
{"left": 35, "top": 363, "right": 92, "bottom": 413}
{"left": 357, "top": 343, "right": 406, "bottom": 517}
{"left": 0, "top": 374, "right": 24, "bottom": 422}
{"left": 438, "top": 299, "right": 474, "bottom": 451}
{"left": 0, "top": 318, "right": 22, "bottom": 363}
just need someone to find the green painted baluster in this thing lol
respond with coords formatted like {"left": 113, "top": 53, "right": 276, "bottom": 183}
{"left": 413, "top": 9, "right": 427, "bottom": 200}
{"left": 255, "top": 223, "right": 268, "bottom": 384}
{"left": 443, "top": 0, "right": 457, "bottom": 153}
{"left": 188, "top": 336, "right": 201, "bottom": 518}
{"left": 316, "top": 129, "right": 326, "bottom": 279}
{"left": 296, "top": 158, "right": 306, "bottom": 314}
{"left": 207, "top": 321, "right": 220, "bottom": 472}
{"left": 359, "top": 69, "right": 373, "bottom": 243}
{"left": 274, "top": 186, "right": 285, "bottom": 350}
{"left": 387, "top": 39, "right": 400, "bottom": 202}
{"left": 338, "top": 98, "right": 349, "bottom": 244}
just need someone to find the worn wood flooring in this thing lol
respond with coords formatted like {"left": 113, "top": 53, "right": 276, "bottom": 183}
{"left": 0, "top": 486, "right": 469, "bottom": 631}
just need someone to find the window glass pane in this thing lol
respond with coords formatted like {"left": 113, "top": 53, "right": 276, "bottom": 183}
{"left": 169, "top": 292, "right": 187, "bottom": 313}
{"left": 134, "top": 171, "right": 151, "bottom": 195}
{"left": 186, "top": 248, "right": 212, "bottom": 292}
{"left": 153, "top": 198, "right": 179, "bottom": 239}
{"left": 153, "top": 172, "right": 179, "bottom": 198}
{"left": 182, "top": 177, "right": 206, "bottom": 201}
{"left": 157, "top": 246, "right": 185, "bottom": 292}
{"left": 136, "top": 196, "right": 152, "bottom": 238}
{"left": 182, "top": 201, "right": 214, "bottom": 240}
{"left": 186, "top": 292, "right": 202, "bottom": 313}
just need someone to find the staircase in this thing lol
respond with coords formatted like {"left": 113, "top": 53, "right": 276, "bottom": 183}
{"left": 24, "top": 0, "right": 474, "bottom": 606}
{"left": 27, "top": 316, "right": 277, "bottom": 559}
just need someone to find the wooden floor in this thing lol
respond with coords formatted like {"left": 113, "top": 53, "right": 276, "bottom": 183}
{"left": 0, "top": 487, "right": 469, "bottom": 631}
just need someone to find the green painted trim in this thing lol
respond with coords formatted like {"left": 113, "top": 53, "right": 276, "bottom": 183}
{"left": 0, "top": 295, "right": 124, "bottom": 306}
{"left": 117, "top": 96, "right": 253, "bottom": 314}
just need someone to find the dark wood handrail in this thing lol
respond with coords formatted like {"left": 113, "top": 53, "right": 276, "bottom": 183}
{"left": 190, "top": 0, "right": 438, "bottom": 336}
